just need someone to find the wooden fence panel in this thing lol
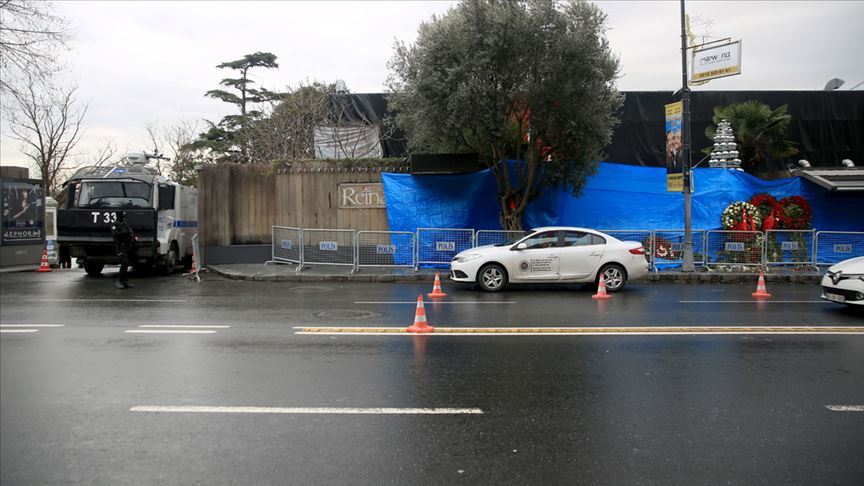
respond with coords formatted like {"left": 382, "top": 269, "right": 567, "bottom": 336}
{"left": 200, "top": 164, "right": 393, "bottom": 246}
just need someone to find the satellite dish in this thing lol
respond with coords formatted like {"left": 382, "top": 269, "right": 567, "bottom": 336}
{"left": 823, "top": 78, "right": 845, "bottom": 90}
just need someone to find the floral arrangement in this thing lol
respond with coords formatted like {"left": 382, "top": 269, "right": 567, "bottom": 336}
{"left": 652, "top": 237, "right": 682, "bottom": 260}
{"left": 721, "top": 201, "right": 762, "bottom": 231}
{"left": 778, "top": 196, "right": 812, "bottom": 230}
{"left": 748, "top": 193, "right": 782, "bottom": 231}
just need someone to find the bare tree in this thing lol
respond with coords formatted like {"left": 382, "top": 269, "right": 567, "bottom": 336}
{"left": 4, "top": 78, "right": 87, "bottom": 196}
{"left": 142, "top": 119, "right": 206, "bottom": 186}
{"left": 246, "top": 81, "right": 398, "bottom": 163}
{"left": 247, "top": 82, "right": 332, "bottom": 162}
{"left": 0, "top": 0, "right": 70, "bottom": 95}
{"left": 90, "top": 139, "right": 118, "bottom": 167}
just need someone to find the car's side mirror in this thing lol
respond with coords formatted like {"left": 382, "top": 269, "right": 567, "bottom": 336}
{"left": 512, "top": 243, "right": 527, "bottom": 251}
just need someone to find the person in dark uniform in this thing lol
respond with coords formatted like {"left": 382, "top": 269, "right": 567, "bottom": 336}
{"left": 111, "top": 211, "right": 136, "bottom": 289}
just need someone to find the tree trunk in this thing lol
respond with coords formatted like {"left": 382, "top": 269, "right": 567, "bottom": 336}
{"left": 499, "top": 200, "right": 524, "bottom": 231}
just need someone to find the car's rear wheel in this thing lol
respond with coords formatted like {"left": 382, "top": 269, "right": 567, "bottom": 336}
{"left": 478, "top": 263, "right": 507, "bottom": 292}
{"left": 598, "top": 263, "right": 627, "bottom": 292}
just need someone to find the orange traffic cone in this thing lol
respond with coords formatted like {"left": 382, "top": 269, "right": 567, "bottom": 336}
{"left": 592, "top": 276, "right": 612, "bottom": 300}
{"left": 427, "top": 272, "right": 447, "bottom": 298}
{"left": 752, "top": 272, "right": 772, "bottom": 299}
{"left": 37, "top": 248, "right": 52, "bottom": 273}
{"left": 407, "top": 295, "right": 435, "bottom": 333}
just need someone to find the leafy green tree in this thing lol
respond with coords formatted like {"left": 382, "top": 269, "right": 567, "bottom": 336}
{"left": 192, "top": 51, "right": 282, "bottom": 163}
{"left": 703, "top": 101, "right": 798, "bottom": 174}
{"left": 387, "top": 0, "right": 621, "bottom": 230}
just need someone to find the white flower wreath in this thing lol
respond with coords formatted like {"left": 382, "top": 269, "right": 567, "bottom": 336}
{"left": 721, "top": 201, "right": 762, "bottom": 230}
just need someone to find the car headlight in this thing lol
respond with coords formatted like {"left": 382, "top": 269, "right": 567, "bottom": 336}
{"left": 453, "top": 253, "right": 482, "bottom": 263}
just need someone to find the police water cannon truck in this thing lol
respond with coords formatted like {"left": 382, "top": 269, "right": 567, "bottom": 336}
{"left": 57, "top": 152, "right": 197, "bottom": 276}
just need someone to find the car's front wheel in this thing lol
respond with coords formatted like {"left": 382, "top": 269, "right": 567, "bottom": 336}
{"left": 478, "top": 263, "right": 508, "bottom": 292}
{"left": 598, "top": 263, "right": 627, "bottom": 292}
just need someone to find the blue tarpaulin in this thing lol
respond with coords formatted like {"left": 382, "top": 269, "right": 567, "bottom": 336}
{"left": 382, "top": 162, "right": 864, "bottom": 233}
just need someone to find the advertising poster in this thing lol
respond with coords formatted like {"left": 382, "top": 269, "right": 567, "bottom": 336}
{"left": 1, "top": 178, "right": 45, "bottom": 245}
{"left": 665, "top": 101, "right": 683, "bottom": 192}
{"left": 691, "top": 40, "right": 742, "bottom": 83}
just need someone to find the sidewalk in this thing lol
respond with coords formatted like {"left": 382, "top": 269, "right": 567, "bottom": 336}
{"left": 208, "top": 263, "right": 823, "bottom": 283}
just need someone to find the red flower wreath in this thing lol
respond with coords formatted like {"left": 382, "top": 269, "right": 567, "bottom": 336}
{"left": 748, "top": 193, "right": 782, "bottom": 232}
{"left": 778, "top": 195, "right": 812, "bottom": 230}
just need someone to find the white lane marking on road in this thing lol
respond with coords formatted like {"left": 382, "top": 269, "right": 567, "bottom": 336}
{"left": 825, "top": 405, "right": 864, "bottom": 412}
{"left": 130, "top": 405, "right": 483, "bottom": 415}
{"left": 138, "top": 325, "right": 230, "bottom": 329}
{"left": 0, "top": 329, "right": 39, "bottom": 333}
{"left": 24, "top": 298, "right": 187, "bottom": 303}
{"left": 355, "top": 301, "right": 517, "bottom": 305}
{"left": 293, "top": 326, "right": 864, "bottom": 336}
{"left": 0, "top": 324, "right": 64, "bottom": 327}
{"left": 680, "top": 300, "right": 826, "bottom": 304}
{"left": 124, "top": 330, "right": 217, "bottom": 334}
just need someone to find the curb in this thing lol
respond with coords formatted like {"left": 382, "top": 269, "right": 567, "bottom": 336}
{"left": 208, "top": 265, "right": 822, "bottom": 284}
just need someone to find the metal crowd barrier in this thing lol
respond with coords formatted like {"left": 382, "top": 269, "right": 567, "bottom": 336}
{"left": 474, "top": 230, "right": 526, "bottom": 247}
{"left": 185, "top": 233, "right": 202, "bottom": 281}
{"left": 653, "top": 229, "right": 707, "bottom": 268}
{"left": 266, "top": 226, "right": 302, "bottom": 266}
{"left": 265, "top": 226, "right": 861, "bottom": 272}
{"left": 814, "top": 231, "right": 864, "bottom": 266}
{"left": 355, "top": 231, "right": 416, "bottom": 271}
{"left": 705, "top": 230, "right": 764, "bottom": 269}
{"left": 415, "top": 228, "right": 474, "bottom": 270}
{"left": 301, "top": 229, "right": 356, "bottom": 271}
{"left": 764, "top": 230, "right": 816, "bottom": 268}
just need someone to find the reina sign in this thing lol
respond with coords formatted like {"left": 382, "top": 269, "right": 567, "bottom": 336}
{"left": 338, "top": 183, "right": 386, "bottom": 209}
{"left": 691, "top": 40, "right": 742, "bottom": 83}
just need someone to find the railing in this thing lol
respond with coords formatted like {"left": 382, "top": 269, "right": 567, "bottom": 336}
{"left": 705, "top": 230, "right": 764, "bottom": 269}
{"left": 764, "top": 230, "right": 816, "bottom": 269}
{"left": 653, "top": 229, "right": 707, "bottom": 268}
{"left": 301, "top": 229, "right": 356, "bottom": 271}
{"left": 266, "top": 226, "right": 302, "bottom": 266}
{"left": 355, "top": 231, "right": 416, "bottom": 270}
{"left": 264, "top": 226, "right": 863, "bottom": 272}
{"left": 415, "top": 228, "right": 475, "bottom": 271}
{"left": 814, "top": 231, "right": 864, "bottom": 266}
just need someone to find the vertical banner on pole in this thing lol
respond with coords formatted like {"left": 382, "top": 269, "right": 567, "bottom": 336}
{"left": 665, "top": 101, "right": 684, "bottom": 192}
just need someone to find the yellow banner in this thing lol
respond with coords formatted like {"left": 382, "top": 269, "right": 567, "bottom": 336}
{"left": 665, "top": 101, "right": 683, "bottom": 192}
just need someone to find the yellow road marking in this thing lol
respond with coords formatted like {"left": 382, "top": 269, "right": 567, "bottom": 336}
{"left": 294, "top": 326, "right": 864, "bottom": 335}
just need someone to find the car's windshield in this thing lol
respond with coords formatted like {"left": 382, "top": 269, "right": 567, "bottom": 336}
{"left": 495, "top": 233, "right": 532, "bottom": 247}
{"left": 76, "top": 181, "right": 151, "bottom": 208}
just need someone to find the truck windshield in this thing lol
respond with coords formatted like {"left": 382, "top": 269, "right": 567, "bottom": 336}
{"left": 76, "top": 181, "right": 151, "bottom": 208}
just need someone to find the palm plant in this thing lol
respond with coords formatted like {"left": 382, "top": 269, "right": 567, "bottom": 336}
{"left": 703, "top": 101, "right": 798, "bottom": 174}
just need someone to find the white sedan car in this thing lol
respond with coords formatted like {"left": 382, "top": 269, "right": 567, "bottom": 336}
{"left": 450, "top": 226, "right": 649, "bottom": 292}
{"left": 821, "top": 256, "right": 864, "bottom": 306}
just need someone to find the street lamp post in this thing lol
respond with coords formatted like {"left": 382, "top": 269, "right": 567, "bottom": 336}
{"left": 680, "top": 0, "right": 695, "bottom": 272}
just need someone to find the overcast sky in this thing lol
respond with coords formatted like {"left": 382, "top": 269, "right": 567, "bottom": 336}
{"left": 2, "top": 0, "right": 862, "bottom": 170}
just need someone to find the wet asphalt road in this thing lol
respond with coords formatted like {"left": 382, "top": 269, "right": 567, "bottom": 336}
{"left": 1, "top": 268, "right": 862, "bottom": 485}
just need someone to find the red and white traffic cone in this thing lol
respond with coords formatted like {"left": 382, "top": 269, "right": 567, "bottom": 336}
{"left": 407, "top": 295, "right": 435, "bottom": 333}
{"left": 427, "top": 272, "right": 447, "bottom": 298}
{"left": 592, "top": 276, "right": 612, "bottom": 300}
{"left": 752, "top": 272, "right": 772, "bottom": 299}
{"left": 37, "top": 248, "right": 52, "bottom": 273}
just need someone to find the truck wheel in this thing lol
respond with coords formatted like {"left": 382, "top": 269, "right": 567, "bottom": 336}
{"left": 84, "top": 262, "right": 104, "bottom": 276}
{"left": 162, "top": 243, "right": 178, "bottom": 275}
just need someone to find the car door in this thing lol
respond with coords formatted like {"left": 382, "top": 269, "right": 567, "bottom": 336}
{"left": 507, "top": 230, "right": 561, "bottom": 281}
{"left": 559, "top": 231, "right": 606, "bottom": 280}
